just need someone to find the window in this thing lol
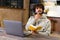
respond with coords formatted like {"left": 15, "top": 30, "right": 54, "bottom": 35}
{"left": 0, "top": 0, "right": 23, "bottom": 9}
{"left": 30, "top": 0, "right": 40, "bottom": 4}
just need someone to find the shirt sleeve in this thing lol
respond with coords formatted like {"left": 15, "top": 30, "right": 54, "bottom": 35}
{"left": 25, "top": 16, "right": 36, "bottom": 31}
{"left": 38, "top": 19, "right": 51, "bottom": 36}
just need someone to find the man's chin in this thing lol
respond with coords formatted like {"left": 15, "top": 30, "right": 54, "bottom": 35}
{"left": 35, "top": 12, "right": 43, "bottom": 14}
{"left": 38, "top": 12, "right": 42, "bottom": 14}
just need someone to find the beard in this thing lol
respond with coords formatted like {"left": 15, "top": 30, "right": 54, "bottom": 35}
{"left": 35, "top": 11, "right": 43, "bottom": 14}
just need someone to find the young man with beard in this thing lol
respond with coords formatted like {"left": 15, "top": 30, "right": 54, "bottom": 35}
{"left": 25, "top": 4, "right": 51, "bottom": 36}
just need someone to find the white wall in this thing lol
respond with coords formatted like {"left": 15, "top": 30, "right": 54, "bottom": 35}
{"left": 45, "top": 6, "right": 60, "bottom": 17}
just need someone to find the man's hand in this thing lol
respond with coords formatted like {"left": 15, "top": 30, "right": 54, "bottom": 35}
{"left": 31, "top": 31, "right": 38, "bottom": 35}
{"left": 34, "top": 14, "right": 41, "bottom": 20}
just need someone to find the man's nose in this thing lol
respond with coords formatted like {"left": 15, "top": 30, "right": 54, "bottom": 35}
{"left": 38, "top": 9, "right": 41, "bottom": 11}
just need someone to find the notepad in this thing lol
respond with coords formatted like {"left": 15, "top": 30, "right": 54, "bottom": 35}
{"left": 28, "top": 25, "right": 42, "bottom": 31}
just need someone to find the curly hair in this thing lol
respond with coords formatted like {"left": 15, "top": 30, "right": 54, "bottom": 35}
{"left": 33, "top": 3, "right": 44, "bottom": 13}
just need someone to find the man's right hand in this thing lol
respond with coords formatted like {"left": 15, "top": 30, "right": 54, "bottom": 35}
{"left": 34, "top": 14, "right": 41, "bottom": 20}
{"left": 31, "top": 31, "right": 38, "bottom": 35}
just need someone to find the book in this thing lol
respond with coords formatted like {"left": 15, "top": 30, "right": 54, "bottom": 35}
{"left": 28, "top": 25, "right": 42, "bottom": 31}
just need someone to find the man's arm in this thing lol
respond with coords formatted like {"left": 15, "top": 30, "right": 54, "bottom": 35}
{"left": 38, "top": 19, "right": 51, "bottom": 36}
{"left": 25, "top": 16, "right": 36, "bottom": 31}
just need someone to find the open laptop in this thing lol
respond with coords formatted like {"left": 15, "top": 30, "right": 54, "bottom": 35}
{"left": 3, "top": 20, "right": 31, "bottom": 37}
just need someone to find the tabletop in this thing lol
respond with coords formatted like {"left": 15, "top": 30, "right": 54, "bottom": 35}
{"left": 0, "top": 27, "right": 60, "bottom": 40}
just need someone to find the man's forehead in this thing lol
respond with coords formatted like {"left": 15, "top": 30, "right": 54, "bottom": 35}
{"left": 35, "top": 7, "right": 42, "bottom": 8}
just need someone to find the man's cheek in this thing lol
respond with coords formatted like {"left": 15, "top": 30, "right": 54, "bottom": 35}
{"left": 36, "top": 10, "right": 38, "bottom": 13}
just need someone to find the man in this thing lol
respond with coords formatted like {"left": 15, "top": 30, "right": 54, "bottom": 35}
{"left": 25, "top": 4, "right": 51, "bottom": 36}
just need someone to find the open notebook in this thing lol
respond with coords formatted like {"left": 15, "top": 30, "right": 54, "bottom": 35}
{"left": 28, "top": 25, "right": 42, "bottom": 31}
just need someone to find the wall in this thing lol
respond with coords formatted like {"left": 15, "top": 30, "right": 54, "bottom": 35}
{"left": 23, "top": 0, "right": 29, "bottom": 26}
{"left": 0, "top": 7, "right": 24, "bottom": 27}
{"left": 46, "top": 6, "right": 60, "bottom": 17}
{"left": 0, "top": 0, "right": 30, "bottom": 27}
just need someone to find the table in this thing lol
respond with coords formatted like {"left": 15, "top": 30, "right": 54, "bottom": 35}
{"left": 0, "top": 28, "right": 60, "bottom": 40}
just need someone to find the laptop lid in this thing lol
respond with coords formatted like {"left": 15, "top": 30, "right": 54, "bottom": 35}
{"left": 3, "top": 20, "right": 24, "bottom": 37}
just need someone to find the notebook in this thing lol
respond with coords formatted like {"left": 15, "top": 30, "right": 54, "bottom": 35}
{"left": 3, "top": 20, "right": 31, "bottom": 37}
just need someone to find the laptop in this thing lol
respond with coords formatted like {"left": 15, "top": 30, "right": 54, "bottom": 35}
{"left": 3, "top": 20, "right": 31, "bottom": 37}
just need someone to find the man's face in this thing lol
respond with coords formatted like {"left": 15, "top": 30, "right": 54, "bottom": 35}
{"left": 35, "top": 7, "right": 43, "bottom": 14}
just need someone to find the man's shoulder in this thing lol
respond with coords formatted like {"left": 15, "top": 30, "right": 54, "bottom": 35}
{"left": 42, "top": 14, "right": 47, "bottom": 16}
{"left": 45, "top": 18, "right": 51, "bottom": 23}
{"left": 42, "top": 14, "right": 47, "bottom": 19}
{"left": 29, "top": 16, "right": 34, "bottom": 18}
